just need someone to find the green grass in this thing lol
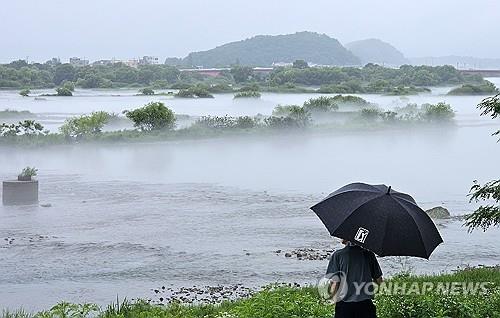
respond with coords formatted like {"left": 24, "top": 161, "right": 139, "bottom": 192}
{"left": 2, "top": 267, "right": 499, "bottom": 318}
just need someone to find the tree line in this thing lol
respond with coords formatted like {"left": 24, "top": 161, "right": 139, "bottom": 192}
{"left": 0, "top": 60, "right": 489, "bottom": 95}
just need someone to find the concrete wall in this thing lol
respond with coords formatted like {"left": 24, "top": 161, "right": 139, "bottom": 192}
{"left": 2, "top": 180, "right": 39, "bottom": 205}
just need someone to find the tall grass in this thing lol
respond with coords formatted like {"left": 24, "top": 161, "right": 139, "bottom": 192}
{"left": 2, "top": 267, "right": 499, "bottom": 318}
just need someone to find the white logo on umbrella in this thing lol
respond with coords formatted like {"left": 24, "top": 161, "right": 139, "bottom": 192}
{"left": 354, "top": 227, "right": 369, "bottom": 243}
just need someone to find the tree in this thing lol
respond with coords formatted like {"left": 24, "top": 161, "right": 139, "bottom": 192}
{"left": 1, "top": 120, "right": 46, "bottom": 137}
{"left": 230, "top": 66, "right": 253, "bottom": 83}
{"left": 292, "top": 59, "right": 309, "bottom": 69}
{"left": 140, "top": 87, "right": 155, "bottom": 95}
{"left": 124, "top": 102, "right": 176, "bottom": 131}
{"left": 54, "top": 64, "right": 76, "bottom": 85}
{"left": 303, "top": 96, "right": 339, "bottom": 113}
{"left": 422, "top": 102, "right": 455, "bottom": 122}
{"left": 464, "top": 94, "right": 500, "bottom": 231}
{"left": 287, "top": 105, "right": 311, "bottom": 128}
{"left": 61, "top": 81, "right": 75, "bottom": 92}
{"left": 59, "top": 111, "right": 111, "bottom": 139}
{"left": 56, "top": 87, "right": 73, "bottom": 96}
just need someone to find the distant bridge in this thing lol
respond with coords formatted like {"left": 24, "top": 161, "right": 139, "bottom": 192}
{"left": 179, "top": 67, "right": 274, "bottom": 77}
{"left": 459, "top": 69, "right": 500, "bottom": 77}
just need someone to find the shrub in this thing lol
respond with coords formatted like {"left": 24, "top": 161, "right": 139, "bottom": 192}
{"left": 359, "top": 108, "right": 383, "bottom": 120}
{"left": 1, "top": 120, "right": 47, "bottom": 137}
{"left": 272, "top": 105, "right": 296, "bottom": 117}
{"left": 239, "top": 83, "right": 260, "bottom": 92}
{"left": 331, "top": 95, "right": 369, "bottom": 106}
{"left": 139, "top": 87, "right": 155, "bottom": 95}
{"left": 19, "top": 89, "right": 30, "bottom": 97}
{"left": 194, "top": 116, "right": 236, "bottom": 129}
{"left": 124, "top": 102, "right": 176, "bottom": 131}
{"left": 175, "top": 85, "right": 214, "bottom": 98}
{"left": 61, "top": 81, "right": 75, "bottom": 92}
{"left": 59, "top": 111, "right": 111, "bottom": 139}
{"left": 303, "top": 96, "right": 339, "bottom": 113}
{"left": 19, "top": 166, "right": 38, "bottom": 178}
{"left": 265, "top": 116, "right": 301, "bottom": 129}
{"left": 235, "top": 116, "right": 258, "bottom": 128}
{"left": 194, "top": 115, "right": 258, "bottom": 130}
{"left": 422, "top": 102, "right": 455, "bottom": 122}
{"left": 448, "top": 81, "right": 499, "bottom": 95}
{"left": 56, "top": 87, "right": 73, "bottom": 96}
{"left": 234, "top": 91, "right": 261, "bottom": 98}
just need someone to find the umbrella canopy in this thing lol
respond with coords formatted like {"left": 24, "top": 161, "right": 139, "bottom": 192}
{"left": 311, "top": 183, "right": 443, "bottom": 259}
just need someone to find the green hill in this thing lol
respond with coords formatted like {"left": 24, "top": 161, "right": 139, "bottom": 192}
{"left": 178, "top": 32, "right": 361, "bottom": 67}
{"left": 346, "top": 38, "right": 409, "bottom": 66}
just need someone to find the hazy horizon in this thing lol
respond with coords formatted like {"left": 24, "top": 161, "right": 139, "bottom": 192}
{"left": 1, "top": 0, "right": 499, "bottom": 63}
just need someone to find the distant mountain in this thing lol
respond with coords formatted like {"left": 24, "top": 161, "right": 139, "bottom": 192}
{"left": 166, "top": 32, "right": 361, "bottom": 67}
{"left": 345, "top": 39, "right": 409, "bottom": 66}
{"left": 410, "top": 56, "right": 500, "bottom": 69}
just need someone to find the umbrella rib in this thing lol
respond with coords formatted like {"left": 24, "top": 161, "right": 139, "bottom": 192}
{"left": 392, "top": 194, "right": 421, "bottom": 207}
{"left": 329, "top": 193, "right": 385, "bottom": 235}
{"left": 322, "top": 188, "right": 382, "bottom": 202}
{"left": 390, "top": 197, "right": 429, "bottom": 258}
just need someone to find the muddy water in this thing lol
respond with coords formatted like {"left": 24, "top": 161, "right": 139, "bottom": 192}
{"left": 1, "top": 82, "right": 500, "bottom": 310}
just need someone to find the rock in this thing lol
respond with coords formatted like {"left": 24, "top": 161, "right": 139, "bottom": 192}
{"left": 426, "top": 206, "right": 451, "bottom": 219}
{"left": 40, "top": 203, "right": 52, "bottom": 208}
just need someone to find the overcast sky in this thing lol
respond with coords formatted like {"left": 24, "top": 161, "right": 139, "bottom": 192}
{"left": 1, "top": 0, "right": 498, "bottom": 63}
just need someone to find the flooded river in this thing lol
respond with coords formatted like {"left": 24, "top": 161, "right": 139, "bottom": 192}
{"left": 1, "top": 81, "right": 499, "bottom": 310}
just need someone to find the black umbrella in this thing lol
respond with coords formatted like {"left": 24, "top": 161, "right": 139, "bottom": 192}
{"left": 311, "top": 182, "right": 443, "bottom": 259}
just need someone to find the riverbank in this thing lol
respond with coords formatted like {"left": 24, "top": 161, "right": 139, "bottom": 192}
{"left": 2, "top": 267, "right": 499, "bottom": 318}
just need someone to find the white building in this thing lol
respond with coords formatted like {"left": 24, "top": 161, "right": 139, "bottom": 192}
{"left": 69, "top": 57, "right": 89, "bottom": 67}
{"left": 138, "top": 56, "right": 159, "bottom": 65}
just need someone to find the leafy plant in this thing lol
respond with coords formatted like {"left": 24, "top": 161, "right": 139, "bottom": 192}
{"left": 303, "top": 96, "right": 339, "bottom": 113}
{"left": 359, "top": 108, "right": 383, "bottom": 120}
{"left": 59, "top": 111, "right": 111, "bottom": 139}
{"left": 1, "top": 120, "right": 47, "bottom": 137}
{"left": 19, "top": 167, "right": 37, "bottom": 178}
{"left": 140, "top": 87, "right": 155, "bottom": 95}
{"left": 124, "top": 102, "right": 176, "bottom": 131}
{"left": 35, "top": 302, "right": 98, "bottom": 318}
{"left": 421, "top": 102, "right": 455, "bottom": 122}
{"left": 61, "top": 81, "right": 75, "bottom": 92}
{"left": 19, "top": 89, "right": 31, "bottom": 97}
{"left": 56, "top": 87, "right": 72, "bottom": 96}
{"left": 175, "top": 85, "right": 214, "bottom": 98}
{"left": 234, "top": 91, "right": 261, "bottom": 98}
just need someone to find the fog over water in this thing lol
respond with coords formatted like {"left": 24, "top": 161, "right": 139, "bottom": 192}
{"left": 1, "top": 80, "right": 500, "bottom": 309}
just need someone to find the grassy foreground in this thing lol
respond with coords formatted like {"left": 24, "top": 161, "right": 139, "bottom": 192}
{"left": 2, "top": 267, "right": 500, "bottom": 318}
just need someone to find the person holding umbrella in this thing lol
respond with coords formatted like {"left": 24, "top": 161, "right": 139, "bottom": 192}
{"left": 323, "top": 238, "right": 383, "bottom": 317}
{"left": 312, "top": 183, "right": 443, "bottom": 318}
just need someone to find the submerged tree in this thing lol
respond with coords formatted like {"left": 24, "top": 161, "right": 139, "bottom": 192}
{"left": 59, "top": 111, "right": 111, "bottom": 139}
{"left": 292, "top": 59, "right": 309, "bottom": 69}
{"left": 19, "top": 88, "right": 31, "bottom": 97}
{"left": 124, "top": 102, "right": 176, "bottom": 131}
{"left": 465, "top": 94, "right": 500, "bottom": 231}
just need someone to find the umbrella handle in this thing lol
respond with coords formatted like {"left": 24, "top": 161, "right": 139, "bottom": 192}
{"left": 387, "top": 186, "right": 391, "bottom": 194}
